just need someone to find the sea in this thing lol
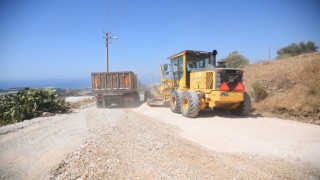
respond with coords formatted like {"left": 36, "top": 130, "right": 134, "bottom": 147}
{"left": 0, "top": 79, "right": 91, "bottom": 90}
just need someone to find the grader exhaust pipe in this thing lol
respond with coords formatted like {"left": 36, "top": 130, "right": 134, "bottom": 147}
{"left": 211, "top": 50, "right": 218, "bottom": 67}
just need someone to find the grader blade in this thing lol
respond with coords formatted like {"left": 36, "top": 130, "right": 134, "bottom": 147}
{"left": 146, "top": 64, "right": 174, "bottom": 107}
{"left": 147, "top": 99, "right": 166, "bottom": 107}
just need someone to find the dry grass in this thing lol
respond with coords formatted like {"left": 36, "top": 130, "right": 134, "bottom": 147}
{"left": 302, "top": 59, "right": 320, "bottom": 110}
{"left": 244, "top": 52, "right": 320, "bottom": 123}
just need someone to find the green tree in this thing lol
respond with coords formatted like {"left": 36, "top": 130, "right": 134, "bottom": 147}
{"left": 277, "top": 41, "right": 318, "bottom": 59}
{"left": 219, "top": 51, "right": 249, "bottom": 68}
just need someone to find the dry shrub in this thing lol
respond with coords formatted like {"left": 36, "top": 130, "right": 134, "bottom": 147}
{"left": 250, "top": 82, "right": 268, "bottom": 102}
{"left": 304, "top": 94, "right": 320, "bottom": 111}
{"left": 302, "top": 59, "right": 320, "bottom": 110}
{"left": 274, "top": 76, "right": 294, "bottom": 90}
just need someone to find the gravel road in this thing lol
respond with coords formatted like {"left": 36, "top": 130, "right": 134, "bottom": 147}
{"left": 1, "top": 103, "right": 320, "bottom": 179}
{"left": 0, "top": 109, "right": 89, "bottom": 180}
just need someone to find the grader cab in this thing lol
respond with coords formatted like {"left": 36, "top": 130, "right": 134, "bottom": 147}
{"left": 148, "top": 50, "right": 251, "bottom": 118}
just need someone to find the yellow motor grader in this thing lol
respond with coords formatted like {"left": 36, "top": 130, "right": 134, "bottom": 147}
{"left": 147, "top": 49, "right": 251, "bottom": 118}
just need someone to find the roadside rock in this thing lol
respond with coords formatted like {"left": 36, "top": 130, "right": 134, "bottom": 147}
{"left": 40, "top": 112, "right": 55, "bottom": 117}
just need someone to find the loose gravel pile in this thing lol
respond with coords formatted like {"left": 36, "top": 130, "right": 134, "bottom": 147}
{"left": 51, "top": 107, "right": 320, "bottom": 179}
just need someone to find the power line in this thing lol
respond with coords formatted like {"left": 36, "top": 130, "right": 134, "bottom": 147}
{"left": 112, "top": 43, "right": 160, "bottom": 84}
{"left": 112, "top": 43, "right": 148, "bottom": 74}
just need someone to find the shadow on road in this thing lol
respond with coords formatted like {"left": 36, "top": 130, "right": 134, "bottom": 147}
{"left": 97, "top": 100, "right": 146, "bottom": 109}
{"left": 197, "top": 109, "right": 263, "bottom": 119}
{"left": 93, "top": 100, "right": 263, "bottom": 119}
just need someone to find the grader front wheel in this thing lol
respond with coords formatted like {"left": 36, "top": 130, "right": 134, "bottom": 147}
{"left": 170, "top": 90, "right": 182, "bottom": 113}
{"left": 181, "top": 91, "right": 200, "bottom": 118}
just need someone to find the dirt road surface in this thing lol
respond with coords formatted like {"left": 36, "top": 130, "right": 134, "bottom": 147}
{"left": 133, "top": 104, "right": 320, "bottom": 167}
{"left": 1, "top": 103, "right": 320, "bottom": 179}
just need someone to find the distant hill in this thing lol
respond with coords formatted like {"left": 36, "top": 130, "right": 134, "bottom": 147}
{"left": 244, "top": 52, "right": 320, "bottom": 124}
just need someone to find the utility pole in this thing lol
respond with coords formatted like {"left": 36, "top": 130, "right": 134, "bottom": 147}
{"left": 103, "top": 32, "right": 118, "bottom": 72}
{"left": 105, "top": 32, "right": 109, "bottom": 72}
{"left": 269, "top": 45, "right": 271, "bottom": 61}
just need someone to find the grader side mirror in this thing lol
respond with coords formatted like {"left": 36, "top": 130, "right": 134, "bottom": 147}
{"left": 163, "top": 64, "right": 169, "bottom": 71}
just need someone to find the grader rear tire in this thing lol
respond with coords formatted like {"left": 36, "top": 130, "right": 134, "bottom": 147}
{"left": 170, "top": 90, "right": 183, "bottom": 113}
{"left": 230, "top": 92, "right": 251, "bottom": 116}
{"left": 181, "top": 91, "right": 200, "bottom": 118}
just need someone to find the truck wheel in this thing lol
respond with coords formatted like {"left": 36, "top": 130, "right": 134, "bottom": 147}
{"left": 96, "top": 94, "right": 104, "bottom": 108}
{"left": 124, "top": 94, "right": 134, "bottom": 108}
{"left": 106, "top": 100, "right": 111, "bottom": 107}
{"left": 103, "top": 96, "right": 111, "bottom": 107}
{"left": 170, "top": 90, "right": 182, "bottom": 113}
{"left": 230, "top": 92, "right": 251, "bottom": 116}
{"left": 96, "top": 100, "right": 103, "bottom": 108}
{"left": 134, "top": 92, "right": 140, "bottom": 106}
{"left": 181, "top": 91, "right": 199, "bottom": 118}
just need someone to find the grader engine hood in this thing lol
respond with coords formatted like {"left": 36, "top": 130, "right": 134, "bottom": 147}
{"left": 190, "top": 70, "right": 214, "bottom": 90}
{"left": 190, "top": 68, "right": 245, "bottom": 91}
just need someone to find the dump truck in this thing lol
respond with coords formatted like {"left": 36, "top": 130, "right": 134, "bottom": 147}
{"left": 147, "top": 49, "right": 251, "bottom": 117}
{"left": 91, "top": 71, "right": 140, "bottom": 108}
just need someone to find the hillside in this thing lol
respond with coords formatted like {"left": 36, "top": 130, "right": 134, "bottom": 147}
{"left": 244, "top": 52, "right": 320, "bottom": 124}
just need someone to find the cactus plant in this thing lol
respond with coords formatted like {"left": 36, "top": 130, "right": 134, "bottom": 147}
{"left": 0, "top": 88, "right": 70, "bottom": 126}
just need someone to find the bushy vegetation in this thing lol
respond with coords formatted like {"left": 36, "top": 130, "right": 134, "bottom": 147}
{"left": 250, "top": 82, "right": 268, "bottom": 102}
{"left": 219, "top": 51, "right": 249, "bottom": 68}
{"left": 302, "top": 59, "right": 320, "bottom": 110}
{"left": 0, "top": 88, "right": 70, "bottom": 126}
{"left": 277, "top": 41, "right": 318, "bottom": 59}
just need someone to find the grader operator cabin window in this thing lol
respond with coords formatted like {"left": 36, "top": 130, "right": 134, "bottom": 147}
{"left": 185, "top": 51, "right": 211, "bottom": 88}
{"left": 171, "top": 56, "right": 183, "bottom": 87}
{"left": 186, "top": 52, "right": 211, "bottom": 69}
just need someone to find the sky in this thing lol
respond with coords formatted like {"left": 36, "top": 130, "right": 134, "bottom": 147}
{"left": 0, "top": 0, "right": 319, "bottom": 88}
